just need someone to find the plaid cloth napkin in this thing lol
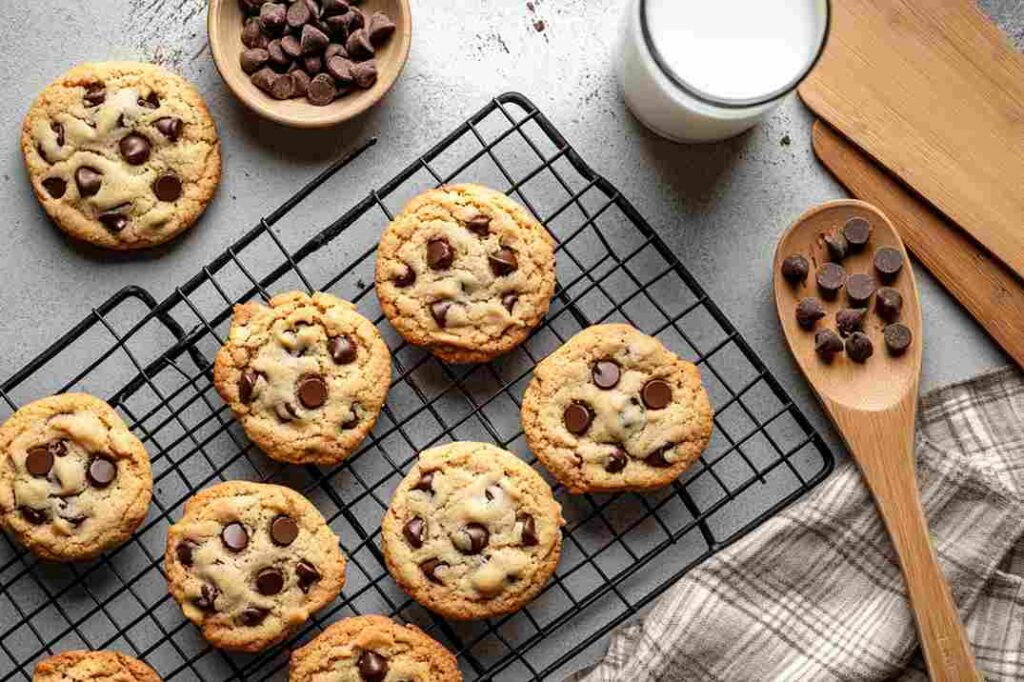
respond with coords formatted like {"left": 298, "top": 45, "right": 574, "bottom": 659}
{"left": 570, "top": 367, "right": 1024, "bottom": 681}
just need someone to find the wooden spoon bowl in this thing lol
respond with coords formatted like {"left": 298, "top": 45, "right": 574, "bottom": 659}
{"left": 773, "top": 199, "right": 979, "bottom": 681}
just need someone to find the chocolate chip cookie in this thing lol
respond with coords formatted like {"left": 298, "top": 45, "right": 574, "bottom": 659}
{"left": 21, "top": 61, "right": 221, "bottom": 249}
{"left": 165, "top": 481, "right": 346, "bottom": 652}
{"left": 375, "top": 184, "right": 557, "bottom": 363}
{"left": 213, "top": 291, "right": 391, "bottom": 465}
{"left": 33, "top": 650, "right": 161, "bottom": 682}
{"left": 381, "top": 442, "right": 564, "bottom": 620}
{"left": 289, "top": 614, "right": 462, "bottom": 681}
{"left": 0, "top": 393, "right": 152, "bottom": 562}
{"left": 521, "top": 324, "right": 713, "bottom": 493}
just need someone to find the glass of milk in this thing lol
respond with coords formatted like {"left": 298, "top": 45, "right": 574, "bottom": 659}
{"left": 618, "top": 0, "right": 830, "bottom": 143}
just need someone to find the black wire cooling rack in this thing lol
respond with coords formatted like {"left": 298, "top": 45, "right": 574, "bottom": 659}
{"left": 0, "top": 93, "right": 833, "bottom": 681}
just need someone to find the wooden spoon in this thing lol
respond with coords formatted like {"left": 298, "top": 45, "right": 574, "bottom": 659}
{"left": 773, "top": 200, "right": 979, "bottom": 680}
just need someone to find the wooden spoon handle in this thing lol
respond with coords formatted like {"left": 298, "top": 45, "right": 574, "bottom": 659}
{"left": 838, "top": 408, "right": 980, "bottom": 680}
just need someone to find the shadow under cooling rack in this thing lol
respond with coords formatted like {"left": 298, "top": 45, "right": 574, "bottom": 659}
{"left": 0, "top": 93, "right": 833, "bottom": 681}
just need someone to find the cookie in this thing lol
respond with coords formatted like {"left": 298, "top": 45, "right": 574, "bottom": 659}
{"left": 21, "top": 61, "right": 221, "bottom": 249}
{"left": 521, "top": 324, "right": 713, "bottom": 493}
{"left": 375, "top": 184, "right": 556, "bottom": 363}
{"left": 289, "top": 615, "right": 462, "bottom": 681}
{"left": 0, "top": 394, "right": 152, "bottom": 562}
{"left": 33, "top": 650, "right": 161, "bottom": 682}
{"left": 165, "top": 481, "right": 346, "bottom": 652}
{"left": 381, "top": 442, "right": 563, "bottom": 620}
{"left": 212, "top": 291, "right": 391, "bottom": 465}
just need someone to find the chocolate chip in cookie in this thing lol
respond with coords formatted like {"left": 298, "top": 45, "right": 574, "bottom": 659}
{"left": 412, "top": 470, "right": 435, "bottom": 494}
{"left": 222, "top": 521, "right": 249, "bottom": 552}
{"left": 256, "top": 567, "right": 285, "bottom": 595}
{"left": 297, "top": 374, "right": 328, "bottom": 408}
{"left": 403, "top": 516, "right": 425, "bottom": 548}
{"left": 453, "top": 523, "right": 489, "bottom": 555}
{"left": 426, "top": 238, "right": 454, "bottom": 270}
{"left": 420, "top": 558, "right": 446, "bottom": 584}
{"left": 328, "top": 335, "right": 357, "bottom": 364}
{"left": 488, "top": 247, "right": 518, "bottom": 276}
{"left": 74, "top": 166, "right": 102, "bottom": 197}
{"left": 119, "top": 133, "right": 152, "bottom": 165}
{"left": 42, "top": 177, "right": 66, "bottom": 198}
{"left": 87, "top": 456, "right": 117, "bottom": 487}
{"left": 563, "top": 402, "right": 592, "bottom": 435}
{"left": 358, "top": 650, "right": 389, "bottom": 682}
{"left": 153, "top": 173, "right": 183, "bottom": 202}
{"left": 296, "top": 559, "right": 321, "bottom": 592}
{"left": 592, "top": 359, "right": 621, "bottom": 389}
{"left": 25, "top": 446, "right": 54, "bottom": 477}
{"left": 641, "top": 379, "right": 672, "bottom": 409}
{"left": 270, "top": 514, "right": 299, "bottom": 546}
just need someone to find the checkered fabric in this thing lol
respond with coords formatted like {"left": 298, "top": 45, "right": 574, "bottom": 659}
{"left": 571, "top": 367, "right": 1024, "bottom": 681}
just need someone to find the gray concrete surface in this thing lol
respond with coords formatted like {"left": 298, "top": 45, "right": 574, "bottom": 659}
{"left": 0, "top": 0, "right": 1021, "bottom": 678}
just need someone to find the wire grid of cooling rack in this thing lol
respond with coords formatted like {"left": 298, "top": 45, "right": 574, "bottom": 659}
{"left": 0, "top": 93, "right": 833, "bottom": 681}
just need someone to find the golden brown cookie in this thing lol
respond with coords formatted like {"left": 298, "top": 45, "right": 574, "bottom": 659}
{"left": 289, "top": 615, "right": 462, "bottom": 681}
{"left": 212, "top": 291, "right": 391, "bottom": 465}
{"left": 0, "top": 393, "right": 152, "bottom": 562}
{"left": 375, "top": 184, "right": 556, "bottom": 363}
{"left": 522, "top": 324, "right": 714, "bottom": 493}
{"left": 21, "top": 61, "right": 221, "bottom": 249}
{"left": 381, "top": 442, "right": 563, "bottom": 620}
{"left": 164, "top": 481, "right": 346, "bottom": 652}
{"left": 33, "top": 650, "right": 161, "bottom": 682}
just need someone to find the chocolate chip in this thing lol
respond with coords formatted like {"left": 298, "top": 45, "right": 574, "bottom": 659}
{"left": 256, "top": 567, "right": 285, "bottom": 596}
{"left": 328, "top": 335, "right": 357, "bottom": 364}
{"left": 845, "top": 331, "right": 874, "bottom": 363}
{"left": 241, "top": 607, "right": 269, "bottom": 626}
{"left": 322, "top": 0, "right": 349, "bottom": 16}
{"left": 563, "top": 402, "right": 592, "bottom": 435}
{"left": 241, "top": 47, "right": 270, "bottom": 73}
{"left": 357, "top": 650, "right": 389, "bottom": 682}
{"left": 269, "top": 71, "right": 296, "bottom": 99}
{"left": 393, "top": 263, "right": 416, "bottom": 287}
{"left": 325, "top": 42, "right": 347, "bottom": 60}
{"left": 307, "top": 73, "right": 337, "bottom": 105}
{"left": 412, "top": 470, "right": 435, "bottom": 494}
{"left": 781, "top": 254, "right": 809, "bottom": 284}
{"left": 83, "top": 84, "right": 106, "bottom": 107}
{"left": 139, "top": 92, "right": 161, "bottom": 109}
{"left": 348, "top": 6, "right": 366, "bottom": 30}
{"left": 222, "top": 522, "right": 250, "bottom": 552}
{"left": 155, "top": 117, "right": 183, "bottom": 141}
{"left": 420, "top": 559, "right": 446, "bottom": 584}
{"left": 242, "top": 17, "right": 267, "bottom": 47}
{"left": 324, "top": 14, "right": 351, "bottom": 39}
{"left": 74, "top": 167, "right": 102, "bottom": 198}
{"left": 873, "top": 246, "right": 904, "bottom": 283}
{"left": 20, "top": 507, "right": 47, "bottom": 525}
{"left": 176, "top": 540, "right": 195, "bottom": 567}
{"left": 814, "top": 328, "right": 844, "bottom": 362}
{"left": 592, "top": 359, "right": 621, "bottom": 389}
{"left": 326, "top": 55, "right": 355, "bottom": 84}
{"left": 641, "top": 379, "right": 672, "bottom": 409}
{"left": 48, "top": 440, "right": 68, "bottom": 458}
{"left": 426, "top": 238, "right": 453, "bottom": 270}
{"left": 290, "top": 68, "right": 311, "bottom": 96}
{"left": 119, "top": 133, "right": 152, "bottom": 165}
{"left": 98, "top": 210, "right": 129, "bottom": 233}
{"left": 87, "top": 457, "right": 117, "bottom": 488}
{"left": 430, "top": 300, "right": 451, "bottom": 328}
{"left": 194, "top": 583, "right": 219, "bottom": 612}
{"left": 502, "top": 293, "right": 518, "bottom": 313}
{"left": 297, "top": 374, "right": 328, "bottom": 408}
{"left": 605, "top": 447, "right": 628, "bottom": 473}
{"left": 884, "top": 323, "right": 913, "bottom": 356}
{"left": 296, "top": 559, "right": 321, "bottom": 592}
{"left": 351, "top": 59, "right": 377, "bottom": 88}
{"left": 152, "top": 173, "right": 183, "bottom": 202}
{"left": 517, "top": 513, "right": 538, "bottom": 546}
{"left": 42, "top": 177, "right": 66, "bottom": 199}
{"left": 346, "top": 28, "right": 374, "bottom": 60}
{"left": 835, "top": 308, "right": 867, "bottom": 337}
{"left": 239, "top": 368, "right": 260, "bottom": 402}
{"left": 270, "top": 514, "right": 299, "bottom": 546}
{"left": 466, "top": 213, "right": 491, "bottom": 236}
{"left": 403, "top": 516, "right": 425, "bottom": 548}
{"left": 875, "top": 287, "right": 903, "bottom": 322}
{"left": 301, "top": 23, "right": 330, "bottom": 53}
{"left": 367, "top": 11, "right": 396, "bottom": 45}
{"left": 481, "top": 249, "right": 519, "bottom": 281}
{"left": 341, "top": 403, "right": 361, "bottom": 429}
{"left": 259, "top": 3, "right": 287, "bottom": 34}
{"left": 842, "top": 216, "right": 872, "bottom": 250}
{"left": 51, "top": 121, "right": 65, "bottom": 147}
{"left": 645, "top": 445, "right": 674, "bottom": 468}
{"left": 825, "top": 233, "right": 848, "bottom": 261}
{"left": 25, "top": 446, "right": 54, "bottom": 477}
{"left": 286, "top": 0, "right": 312, "bottom": 28}
{"left": 795, "top": 297, "right": 825, "bottom": 329}
{"left": 279, "top": 34, "right": 301, "bottom": 60}
{"left": 815, "top": 262, "right": 846, "bottom": 298}
{"left": 846, "top": 273, "right": 877, "bottom": 308}
{"left": 456, "top": 523, "right": 489, "bottom": 555}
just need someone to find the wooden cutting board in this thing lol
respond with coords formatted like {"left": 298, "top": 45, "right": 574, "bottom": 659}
{"left": 812, "top": 119, "right": 1024, "bottom": 369}
{"left": 798, "top": 0, "right": 1024, "bottom": 278}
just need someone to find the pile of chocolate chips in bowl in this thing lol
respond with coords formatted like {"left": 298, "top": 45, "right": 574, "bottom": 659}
{"left": 238, "top": 0, "right": 397, "bottom": 106}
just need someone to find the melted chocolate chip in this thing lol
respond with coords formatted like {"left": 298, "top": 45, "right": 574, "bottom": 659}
{"left": 412, "top": 470, "right": 435, "bottom": 494}
{"left": 297, "top": 374, "right": 328, "bottom": 409}
{"left": 240, "top": 607, "right": 269, "bottom": 626}
{"left": 393, "top": 263, "right": 416, "bottom": 287}
{"left": 256, "top": 567, "right": 285, "bottom": 595}
{"left": 194, "top": 583, "right": 219, "bottom": 612}
{"left": 403, "top": 516, "right": 425, "bottom": 548}
{"left": 328, "top": 335, "right": 357, "bottom": 364}
{"left": 48, "top": 440, "right": 68, "bottom": 457}
{"left": 42, "top": 177, "right": 66, "bottom": 199}
{"left": 74, "top": 167, "right": 102, "bottom": 197}
{"left": 605, "top": 447, "right": 628, "bottom": 473}
{"left": 501, "top": 293, "right": 518, "bottom": 313}
{"left": 341, "top": 406, "right": 361, "bottom": 430}
{"left": 119, "top": 133, "right": 152, "bottom": 165}
{"left": 357, "top": 650, "right": 389, "bottom": 682}
{"left": 87, "top": 457, "right": 117, "bottom": 487}
{"left": 239, "top": 368, "right": 260, "bottom": 403}
{"left": 426, "top": 238, "right": 453, "bottom": 270}
{"left": 270, "top": 514, "right": 299, "bottom": 546}
{"left": 139, "top": 92, "right": 161, "bottom": 108}
{"left": 98, "top": 210, "right": 129, "bottom": 233}
{"left": 457, "top": 523, "right": 489, "bottom": 555}
{"left": 51, "top": 121, "right": 65, "bottom": 147}
{"left": 296, "top": 560, "right": 321, "bottom": 592}
{"left": 488, "top": 247, "right": 518, "bottom": 277}
{"left": 420, "top": 558, "right": 446, "bottom": 584}
{"left": 221, "top": 522, "right": 249, "bottom": 552}
{"left": 430, "top": 300, "right": 451, "bottom": 328}
{"left": 466, "top": 213, "right": 490, "bottom": 236}
{"left": 20, "top": 507, "right": 47, "bottom": 525}
{"left": 563, "top": 402, "right": 593, "bottom": 435}
{"left": 155, "top": 117, "right": 183, "bottom": 142}
{"left": 152, "top": 173, "right": 182, "bottom": 202}
{"left": 641, "top": 379, "right": 672, "bottom": 409}
{"left": 645, "top": 445, "right": 674, "bottom": 468}
{"left": 517, "top": 512, "right": 538, "bottom": 546}
{"left": 83, "top": 84, "right": 106, "bottom": 107}
{"left": 176, "top": 540, "right": 196, "bottom": 567}
{"left": 25, "top": 446, "right": 54, "bottom": 477}
{"left": 592, "top": 359, "right": 621, "bottom": 389}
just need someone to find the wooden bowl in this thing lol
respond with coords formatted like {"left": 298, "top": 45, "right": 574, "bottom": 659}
{"left": 207, "top": 0, "right": 412, "bottom": 128}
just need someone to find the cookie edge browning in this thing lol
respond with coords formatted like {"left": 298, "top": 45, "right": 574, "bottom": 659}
{"left": 20, "top": 61, "right": 222, "bottom": 251}
{"left": 33, "top": 650, "right": 162, "bottom": 681}
{"left": 381, "top": 441, "right": 564, "bottom": 621}
{"left": 374, "top": 183, "right": 557, "bottom": 364}
{"left": 521, "top": 324, "right": 714, "bottom": 494}
{"left": 0, "top": 393, "right": 153, "bottom": 562}
{"left": 212, "top": 291, "right": 392, "bottom": 465}
{"left": 288, "top": 614, "right": 462, "bottom": 682}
